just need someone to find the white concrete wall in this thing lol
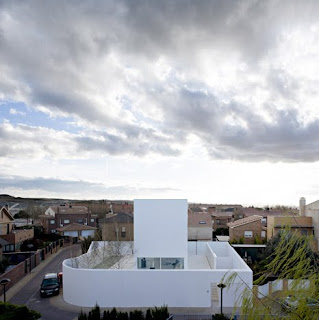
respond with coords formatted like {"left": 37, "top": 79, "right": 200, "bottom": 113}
{"left": 305, "top": 201, "right": 319, "bottom": 249}
{"left": 188, "top": 227, "right": 212, "bottom": 240}
{"left": 205, "top": 243, "right": 216, "bottom": 269}
{"left": 134, "top": 199, "right": 188, "bottom": 265}
{"left": 63, "top": 261, "right": 252, "bottom": 308}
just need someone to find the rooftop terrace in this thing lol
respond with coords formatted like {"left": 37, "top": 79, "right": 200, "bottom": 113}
{"left": 66, "top": 241, "right": 249, "bottom": 271}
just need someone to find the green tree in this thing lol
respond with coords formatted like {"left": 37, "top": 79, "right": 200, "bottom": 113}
{"left": 236, "top": 228, "right": 319, "bottom": 319}
{"left": 0, "top": 302, "right": 41, "bottom": 320}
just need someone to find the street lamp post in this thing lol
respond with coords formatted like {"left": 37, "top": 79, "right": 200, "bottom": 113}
{"left": 0, "top": 278, "right": 11, "bottom": 303}
{"left": 217, "top": 282, "right": 226, "bottom": 315}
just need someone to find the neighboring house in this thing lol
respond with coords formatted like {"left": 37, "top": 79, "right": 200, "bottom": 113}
{"left": 207, "top": 204, "right": 243, "bottom": 213}
{"left": 109, "top": 202, "right": 133, "bottom": 214}
{"left": 0, "top": 206, "right": 14, "bottom": 236}
{"left": 63, "top": 199, "right": 252, "bottom": 308}
{"left": 267, "top": 215, "right": 313, "bottom": 240}
{"left": 0, "top": 206, "right": 34, "bottom": 252}
{"left": 303, "top": 197, "right": 319, "bottom": 250}
{"left": 242, "top": 207, "right": 298, "bottom": 227}
{"left": 39, "top": 204, "right": 97, "bottom": 234}
{"left": 228, "top": 215, "right": 266, "bottom": 244}
{"left": 99, "top": 213, "right": 134, "bottom": 241}
{"left": 188, "top": 212, "right": 212, "bottom": 240}
{"left": 212, "top": 212, "right": 233, "bottom": 230}
{"left": 56, "top": 223, "right": 96, "bottom": 238}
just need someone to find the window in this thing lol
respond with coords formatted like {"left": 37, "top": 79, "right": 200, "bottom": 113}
{"left": 301, "top": 229, "right": 308, "bottom": 236}
{"left": 121, "top": 226, "right": 126, "bottom": 237}
{"left": 137, "top": 257, "right": 184, "bottom": 270}
{"left": 216, "top": 219, "right": 220, "bottom": 225}
{"left": 199, "top": 221, "right": 206, "bottom": 224}
{"left": 137, "top": 257, "right": 160, "bottom": 269}
{"left": 244, "top": 231, "right": 253, "bottom": 238}
{"left": 63, "top": 219, "right": 70, "bottom": 224}
{"left": 77, "top": 219, "right": 83, "bottom": 223}
{"left": 50, "top": 220, "right": 55, "bottom": 225}
{"left": 261, "top": 231, "right": 266, "bottom": 238}
{"left": 90, "top": 218, "right": 95, "bottom": 223}
{"left": 161, "top": 257, "right": 184, "bottom": 269}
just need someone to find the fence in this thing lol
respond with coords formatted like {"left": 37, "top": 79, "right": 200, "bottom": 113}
{"left": 170, "top": 315, "right": 213, "bottom": 320}
{"left": 0, "top": 237, "right": 72, "bottom": 296}
{"left": 254, "top": 278, "right": 311, "bottom": 300}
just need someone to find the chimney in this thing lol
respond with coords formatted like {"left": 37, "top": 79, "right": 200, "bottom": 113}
{"left": 299, "top": 197, "right": 306, "bottom": 216}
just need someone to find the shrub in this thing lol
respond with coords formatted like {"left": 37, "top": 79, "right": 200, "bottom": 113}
{"left": 0, "top": 302, "right": 41, "bottom": 320}
{"left": 212, "top": 314, "right": 229, "bottom": 320}
{"left": 110, "top": 307, "right": 117, "bottom": 320}
{"left": 117, "top": 311, "right": 128, "bottom": 320}
{"left": 130, "top": 310, "right": 144, "bottom": 320}
{"left": 79, "top": 310, "right": 88, "bottom": 320}
{"left": 102, "top": 310, "right": 109, "bottom": 320}
{"left": 151, "top": 306, "right": 169, "bottom": 320}
{"left": 145, "top": 309, "right": 152, "bottom": 320}
{"left": 0, "top": 258, "right": 9, "bottom": 274}
{"left": 91, "top": 304, "right": 101, "bottom": 320}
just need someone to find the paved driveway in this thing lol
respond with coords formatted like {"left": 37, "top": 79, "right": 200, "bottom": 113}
{"left": 9, "top": 244, "right": 82, "bottom": 320}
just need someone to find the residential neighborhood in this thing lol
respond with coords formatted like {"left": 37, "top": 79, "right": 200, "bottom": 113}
{"left": 0, "top": 194, "right": 319, "bottom": 319}
{"left": 1, "top": 1, "right": 319, "bottom": 319}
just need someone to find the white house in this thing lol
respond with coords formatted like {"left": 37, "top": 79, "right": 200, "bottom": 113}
{"left": 63, "top": 199, "right": 252, "bottom": 308}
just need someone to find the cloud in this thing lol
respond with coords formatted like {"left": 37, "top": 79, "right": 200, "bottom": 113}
{"left": 0, "top": 174, "right": 180, "bottom": 198}
{"left": 0, "top": 121, "right": 180, "bottom": 159}
{"left": 9, "top": 108, "right": 25, "bottom": 116}
{"left": 1, "top": 1, "right": 319, "bottom": 162}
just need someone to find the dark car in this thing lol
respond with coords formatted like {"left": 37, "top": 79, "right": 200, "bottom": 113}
{"left": 40, "top": 273, "right": 60, "bottom": 297}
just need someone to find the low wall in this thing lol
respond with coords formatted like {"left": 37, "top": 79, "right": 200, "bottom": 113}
{"left": 0, "top": 238, "right": 70, "bottom": 296}
{"left": 205, "top": 243, "right": 216, "bottom": 269}
{"left": 63, "top": 261, "right": 252, "bottom": 308}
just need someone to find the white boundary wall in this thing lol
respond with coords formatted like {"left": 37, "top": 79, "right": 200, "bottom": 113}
{"left": 205, "top": 243, "right": 217, "bottom": 269}
{"left": 63, "top": 263, "right": 252, "bottom": 308}
{"left": 63, "top": 241, "right": 252, "bottom": 308}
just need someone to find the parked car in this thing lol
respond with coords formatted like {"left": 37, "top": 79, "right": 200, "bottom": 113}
{"left": 40, "top": 273, "right": 60, "bottom": 297}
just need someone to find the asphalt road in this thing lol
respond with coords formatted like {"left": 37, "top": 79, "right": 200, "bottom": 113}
{"left": 9, "top": 244, "right": 82, "bottom": 320}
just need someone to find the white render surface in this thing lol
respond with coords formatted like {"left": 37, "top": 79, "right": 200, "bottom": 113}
{"left": 134, "top": 199, "right": 188, "bottom": 264}
{"left": 63, "top": 241, "right": 252, "bottom": 308}
{"left": 305, "top": 199, "right": 319, "bottom": 249}
{"left": 188, "top": 227, "right": 212, "bottom": 241}
{"left": 63, "top": 199, "right": 252, "bottom": 308}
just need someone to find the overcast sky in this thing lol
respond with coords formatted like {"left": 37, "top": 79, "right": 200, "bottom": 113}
{"left": 1, "top": 0, "right": 319, "bottom": 206}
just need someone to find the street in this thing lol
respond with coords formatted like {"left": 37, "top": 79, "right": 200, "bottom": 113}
{"left": 9, "top": 244, "right": 82, "bottom": 320}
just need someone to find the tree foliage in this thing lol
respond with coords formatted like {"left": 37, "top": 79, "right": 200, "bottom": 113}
{"left": 79, "top": 306, "right": 169, "bottom": 320}
{"left": 237, "top": 228, "right": 319, "bottom": 319}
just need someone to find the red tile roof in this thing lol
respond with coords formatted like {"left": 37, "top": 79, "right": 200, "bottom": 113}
{"left": 56, "top": 223, "right": 96, "bottom": 232}
{"left": 227, "top": 215, "right": 263, "bottom": 228}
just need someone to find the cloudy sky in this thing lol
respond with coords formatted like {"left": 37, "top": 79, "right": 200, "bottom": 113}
{"left": 1, "top": 0, "right": 319, "bottom": 206}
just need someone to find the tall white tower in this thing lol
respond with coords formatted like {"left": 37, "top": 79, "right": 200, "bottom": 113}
{"left": 299, "top": 197, "right": 306, "bottom": 216}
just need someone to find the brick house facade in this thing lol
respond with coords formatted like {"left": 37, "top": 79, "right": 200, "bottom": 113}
{"left": 228, "top": 215, "right": 266, "bottom": 244}
{"left": 100, "top": 213, "right": 133, "bottom": 241}
{"left": 40, "top": 204, "right": 97, "bottom": 234}
{"left": 267, "top": 216, "right": 313, "bottom": 239}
